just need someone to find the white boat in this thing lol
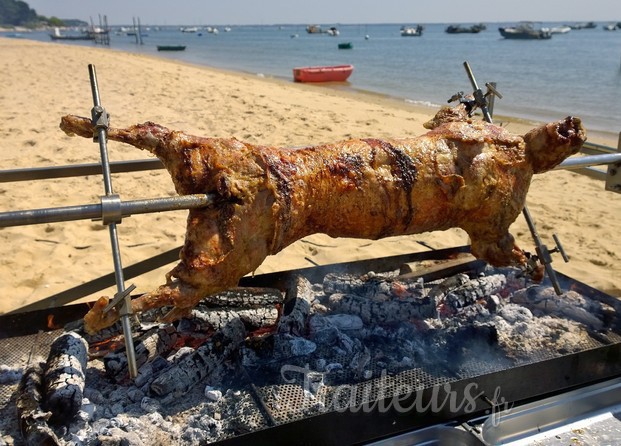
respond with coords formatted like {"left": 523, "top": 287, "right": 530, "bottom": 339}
{"left": 400, "top": 25, "right": 423, "bottom": 37}
{"left": 181, "top": 26, "right": 199, "bottom": 33}
{"left": 550, "top": 26, "right": 571, "bottom": 34}
{"left": 326, "top": 27, "right": 339, "bottom": 36}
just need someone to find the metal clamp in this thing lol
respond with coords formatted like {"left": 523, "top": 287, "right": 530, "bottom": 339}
{"left": 103, "top": 283, "right": 137, "bottom": 314}
{"left": 551, "top": 234, "right": 569, "bottom": 263}
{"left": 91, "top": 105, "right": 109, "bottom": 142}
{"left": 448, "top": 81, "right": 502, "bottom": 119}
{"left": 100, "top": 194, "right": 122, "bottom": 225}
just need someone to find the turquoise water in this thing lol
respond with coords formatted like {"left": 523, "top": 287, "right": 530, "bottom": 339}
{"left": 7, "top": 22, "right": 621, "bottom": 133}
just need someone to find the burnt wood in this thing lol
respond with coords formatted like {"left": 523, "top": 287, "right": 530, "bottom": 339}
{"left": 327, "top": 292, "right": 436, "bottom": 324}
{"left": 187, "top": 306, "right": 279, "bottom": 332}
{"left": 43, "top": 332, "right": 88, "bottom": 425}
{"left": 277, "top": 276, "right": 314, "bottom": 336}
{"left": 104, "top": 325, "right": 178, "bottom": 382}
{"left": 150, "top": 318, "right": 246, "bottom": 398}
{"left": 16, "top": 362, "right": 61, "bottom": 445}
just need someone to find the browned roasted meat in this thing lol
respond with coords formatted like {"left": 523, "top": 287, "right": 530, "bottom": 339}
{"left": 60, "top": 106, "right": 586, "bottom": 333}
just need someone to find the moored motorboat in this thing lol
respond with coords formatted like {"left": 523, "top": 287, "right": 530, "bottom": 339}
{"left": 338, "top": 42, "right": 353, "bottom": 49}
{"left": 326, "top": 26, "right": 340, "bottom": 36}
{"left": 568, "top": 21, "right": 597, "bottom": 29}
{"left": 550, "top": 25, "right": 571, "bottom": 34}
{"left": 306, "top": 24, "right": 322, "bottom": 34}
{"left": 292, "top": 64, "right": 354, "bottom": 83}
{"left": 445, "top": 23, "right": 486, "bottom": 34}
{"left": 400, "top": 25, "right": 424, "bottom": 36}
{"left": 498, "top": 22, "right": 552, "bottom": 39}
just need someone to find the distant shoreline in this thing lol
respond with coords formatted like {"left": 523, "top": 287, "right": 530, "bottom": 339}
{"left": 1, "top": 28, "right": 619, "bottom": 146}
{"left": 0, "top": 34, "right": 618, "bottom": 147}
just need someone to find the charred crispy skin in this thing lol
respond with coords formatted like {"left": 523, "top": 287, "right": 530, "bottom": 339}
{"left": 60, "top": 106, "right": 586, "bottom": 333}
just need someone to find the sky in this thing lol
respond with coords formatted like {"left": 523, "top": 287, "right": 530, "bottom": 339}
{"left": 24, "top": 0, "right": 621, "bottom": 26}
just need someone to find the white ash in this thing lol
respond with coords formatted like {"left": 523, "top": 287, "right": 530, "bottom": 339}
{"left": 0, "top": 364, "right": 22, "bottom": 384}
{"left": 204, "top": 386, "right": 223, "bottom": 402}
{"left": 492, "top": 305, "right": 599, "bottom": 357}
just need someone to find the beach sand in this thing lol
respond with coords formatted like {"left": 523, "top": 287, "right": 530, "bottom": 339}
{"left": 0, "top": 37, "right": 619, "bottom": 315}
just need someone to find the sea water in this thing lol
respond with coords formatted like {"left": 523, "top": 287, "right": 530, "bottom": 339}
{"left": 7, "top": 22, "right": 621, "bottom": 134}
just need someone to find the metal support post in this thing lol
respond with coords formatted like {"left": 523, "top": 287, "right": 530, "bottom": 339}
{"left": 88, "top": 64, "right": 138, "bottom": 378}
{"left": 462, "top": 61, "right": 566, "bottom": 295}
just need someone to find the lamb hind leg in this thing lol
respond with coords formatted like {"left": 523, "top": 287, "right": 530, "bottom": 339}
{"left": 469, "top": 230, "right": 527, "bottom": 268}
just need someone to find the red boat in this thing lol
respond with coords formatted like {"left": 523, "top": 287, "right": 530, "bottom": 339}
{"left": 292, "top": 64, "right": 354, "bottom": 83}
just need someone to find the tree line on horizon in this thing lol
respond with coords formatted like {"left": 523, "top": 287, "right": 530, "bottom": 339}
{"left": 0, "top": 0, "right": 85, "bottom": 27}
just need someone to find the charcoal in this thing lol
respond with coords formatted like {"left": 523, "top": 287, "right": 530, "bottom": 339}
{"left": 277, "top": 276, "right": 314, "bottom": 336}
{"left": 349, "top": 346, "right": 372, "bottom": 377}
{"left": 427, "top": 273, "right": 471, "bottom": 299}
{"left": 43, "top": 332, "right": 89, "bottom": 425}
{"left": 186, "top": 306, "right": 278, "bottom": 332}
{"left": 104, "top": 325, "right": 178, "bottom": 382}
{"left": 323, "top": 272, "right": 423, "bottom": 300}
{"left": 511, "top": 286, "right": 611, "bottom": 329}
{"left": 149, "top": 318, "right": 246, "bottom": 398}
{"left": 428, "top": 273, "right": 509, "bottom": 317}
{"left": 134, "top": 356, "right": 173, "bottom": 389}
{"left": 323, "top": 314, "right": 364, "bottom": 331}
{"left": 199, "top": 287, "right": 284, "bottom": 308}
{"left": 327, "top": 293, "right": 436, "bottom": 324}
{"left": 15, "top": 362, "right": 61, "bottom": 446}
{"left": 236, "top": 307, "right": 279, "bottom": 330}
{"left": 273, "top": 334, "right": 317, "bottom": 357}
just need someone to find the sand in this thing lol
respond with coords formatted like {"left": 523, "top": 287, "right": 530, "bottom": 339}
{"left": 0, "top": 37, "right": 619, "bottom": 315}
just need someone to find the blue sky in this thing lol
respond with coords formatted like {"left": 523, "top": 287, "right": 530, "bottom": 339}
{"left": 25, "top": 0, "right": 620, "bottom": 26}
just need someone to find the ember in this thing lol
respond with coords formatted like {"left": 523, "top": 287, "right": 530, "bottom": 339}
{"left": 1, "top": 258, "right": 621, "bottom": 445}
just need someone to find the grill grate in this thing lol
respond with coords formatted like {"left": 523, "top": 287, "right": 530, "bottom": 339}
{"left": 0, "top": 330, "right": 62, "bottom": 442}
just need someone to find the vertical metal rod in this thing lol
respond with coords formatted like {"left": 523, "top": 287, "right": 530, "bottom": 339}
{"left": 522, "top": 206, "right": 563, "bottom": 295}
{"left": 463, "top": 62, "right": 563, "bottom": 295}
{"left": 463, "top": 61, "right": 479, "bottom": 91}
{"left": 88, "top": 64, "right": 138, "bottom": 378}
{"left": 463, "top": 61, "right": 493, "bottom": 123}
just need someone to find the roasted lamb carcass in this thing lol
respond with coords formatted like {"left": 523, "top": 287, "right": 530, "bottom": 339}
{"left": 60, "top": 105, "right": 586, "bottom": 333}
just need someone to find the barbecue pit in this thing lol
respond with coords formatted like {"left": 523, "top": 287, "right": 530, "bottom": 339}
{"left": 1, "top": 64, "right": 621, "bottom": 445}
{"left": 2, "top": 248, "right": 621, "bottom": 445}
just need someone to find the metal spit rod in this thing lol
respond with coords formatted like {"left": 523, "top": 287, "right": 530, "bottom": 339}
{"left": 88, "top": 64, "right": 138, "bottom": 378}
{"left": 0, "top": 194, "right": 215, "bottom": 227}
{"left": 1, "top": 143, "right": 620, "bottom": 184}
{"left": 2, "top": 150, "right": 619, "bottom": 229}
{"left": 462, "top": 61, "right": 565, "bottom": 295}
